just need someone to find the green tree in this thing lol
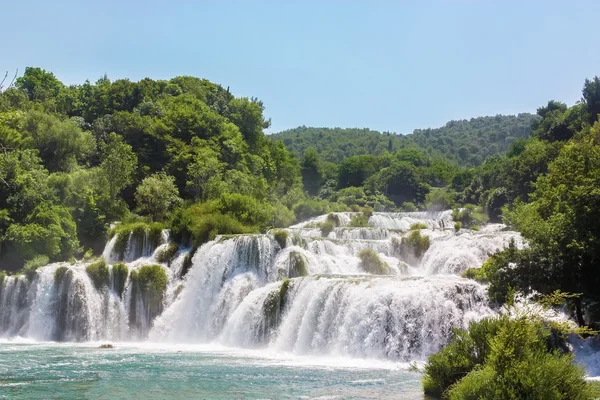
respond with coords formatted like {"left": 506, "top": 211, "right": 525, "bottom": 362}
{"left": 100, "top": 132, "right": 138, "bottom": 200}
{"left": 301, "top": 147, "right": 323, "bottom": 196}
{"left": 135, "top": 172, "right": 182, "bottom": 221}
{"left": 15, "top": 67, "right": 64, "bottom": 102}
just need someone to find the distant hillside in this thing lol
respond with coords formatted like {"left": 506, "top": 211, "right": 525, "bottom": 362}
{"left": 270, "top": 113, "right": 539, "bottom": 166}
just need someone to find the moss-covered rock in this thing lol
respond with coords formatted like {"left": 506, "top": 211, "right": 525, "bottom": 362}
{"left": 111, "top": 262, "right": 129, "bottom": 297}
{"left": 410, "top": 222, "right": 428, "bottom": 230}
{"left": 54, "top": 266, "right": 69, "bottom": 285}
{"left": 86, "top": 259, "right": 109, "bottom": 289}
{"left": 0, "top": 271, "right": 6, "bottom": 286}
{"left": 326, "top": 213, "right": 341, "bottom": 227}
{"left": 180, "top": 253, "right": 193, "bottom": 278}
{"left": 156, "top": 243, "right": 178, "bottom": 264}
{"left": 129, "top": 264, "right": 168, "bottom": 326}
{"left": 111, "top": 222, "right": 166, "bottom": 260}
{"left": 349, "top": 213, "right": 371, "bottom": 227}
{"left": 357, "top": 249, "right": 389, "bottom": 275}
{"left": 289, "top": 251, "right": 308, "bottom": 277}
{"left": 393, "top": 231, "right": 431, "bottom": 261}
{"left": 319, "top": 221, "right": 335, "bottom": 237}
{"left": 273, "top": 230, "right": 289, "bottom": 249}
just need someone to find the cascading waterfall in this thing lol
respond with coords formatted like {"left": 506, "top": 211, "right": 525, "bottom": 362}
{"left": 0, "top": 211, "right": 525, "bottom": 362}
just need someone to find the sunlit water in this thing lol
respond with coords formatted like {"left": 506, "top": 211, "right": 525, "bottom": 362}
{"left": 0, "top": 341, "right": 424, "bottom": 399}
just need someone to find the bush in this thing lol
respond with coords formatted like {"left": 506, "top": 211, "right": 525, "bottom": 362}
{"left": 410, "top": 222, "right": 428, "bottom": 230}
{"left": 446, "top": 318, "right": 592, "bottom": 400}
{"left": 156, "top": 243, "right": 178, "bottom": 264}
{"left": 129, "top": 264, "right": 168, "bottom": 324}
{"left": 461, "top": 267, "right": 487, "bottom": 281}
{"left": 401, "top": 202, "right": 418, "bottom": 212}
{"left": 273, "top": 230, "right": 289, "bottom": 249}
{"left": 395, "top": 231, "right": 430, "bottom": 260}
{"left": 170, "top": 201, "right": 256, "bottom": 247}
{"left": 423, "top": 316, "right": 592, "bottom": 400}
{"left": 22, "top": 255, "right": 50, "bottom": 280}
{"left": 326, "top": 213, "right": 341, "bottom": 226}
{"left": 53, "top": 266, "right": 69, "bottom": 284}
{"left": 0, "top": 271, "right": 5, "bottom": 286}
{"left": 86, "top": 259, "right": 109, "bottom": 288}
{"left": 454, "top": 221, "right": 462, "bottom": 231}
{"left": 425, "top": 188, "right": 455, "bottom": 211}
{"left": 452, "top": 205, "right": 488, "bottom": 229}
{"left": 111, "top": 262, "right": 128, "bottom": 297}
{"left": 319, "top": 221, "right": 335, "bottom": 237}
{"left": 349, "top": 213, "right": 371, "bottom": 227}
{"left": 294, "top": 199, "right": 330, "bottom": 222}
{"left": 349, "top": 204, "right": 361, "bottom": 212}
{"left": 111, "top": 222, "right": 165, "bottom": 257}
{"left": 357, "top": 249, "right": 389, "bottom": 275}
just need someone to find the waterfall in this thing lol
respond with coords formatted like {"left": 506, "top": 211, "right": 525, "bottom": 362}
{"left": 0, "top": 212, "right": 522, "bottom": 362}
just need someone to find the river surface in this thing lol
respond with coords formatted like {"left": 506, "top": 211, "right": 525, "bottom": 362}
{"left": 0, "top": 340, "right": 423, "bottom": 399}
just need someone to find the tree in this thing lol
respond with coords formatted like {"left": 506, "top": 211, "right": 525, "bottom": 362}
{"left": 15, "top": 67, "right": 64, "bottom": 102}
{"left": 100, "top": 132, "right": 137, "bottom": 200}
{"left": 135, "top": 172, "right": 182, "bottom": 221}
{"left": 583, "top": 76, "right": 600, "bottom": 124}
{"left": 301, "top": 147, "right": 323, "bottom": 196}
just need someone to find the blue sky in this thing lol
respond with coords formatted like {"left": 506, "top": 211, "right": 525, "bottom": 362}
{"left": 2, "top": 1, "right": 599, "bottom": 134}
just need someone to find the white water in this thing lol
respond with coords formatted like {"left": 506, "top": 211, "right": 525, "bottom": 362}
{"left": 0, "top": 211, "right": 543, "bottom": 365}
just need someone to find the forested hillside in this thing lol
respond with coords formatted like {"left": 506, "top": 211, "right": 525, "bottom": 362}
{"left": 271, "top": 113, "right": 538, "bottom": 166}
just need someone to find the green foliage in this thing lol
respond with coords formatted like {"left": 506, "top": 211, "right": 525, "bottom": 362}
{"left": 349, "top": 213, "right": 371, "bottom": 227}
{"left": 446, "top": 318, "right": 591, "bottom": 400}
{"left": 357, "top": 249, "right": 389, "bottom": 275}
{"left": 111, "top": 222, "right": 165, "bottom": 258}
{"left": 395, "top": 231, "right": 431, "bottom": 260}
{"left": 410, "top": 222, "right": 428, "bottom": 230}
{"left": 22, "top": 255, "right": 50, "bottom": 280}
{"left": 452, "top": 205, "right": 488, "bottom": 229}
{"left": 423, "top": 316, "right": 592, "bottom": 400}
{"left": 131, "top": 264, "right": 167, "bottom": 296}
{"left": 100, "top": 132, "right": 137, "bottom": 200}
{"left": 156, "top": 243, "right": 179, "bottom": 264}
{"left": 273, "top": 230, "right": 288, "bottom": 249}
{"left": 326, "top": 213, "right": 341, "bottom": 227}
{"left": 54, "top": 266, "right": 69, "bottom": 284}
{"left": 111, "top": 262, "right": 128, "bottom": 297}
{"left": 425, "top": 188, "right": 455, "bottom": 211}
{"left": 454, "top": 221, "right": 462, "bottom": 231}
{"left": 288, "top": 251, "right": 308, "bottom": 277}
{"left": 135, "top": 172, "right": 182, "bottom": 221}
{"left": 85, "top": 259, "right": 109, "bottom": 288}
{"left": 319, "top": 221, "right": 335, "bottom": 237}
{"left": 461, "top": 267, "right": 487, "bottom": 281}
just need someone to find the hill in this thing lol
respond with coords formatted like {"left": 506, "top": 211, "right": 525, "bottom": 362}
{"left": 271, "top": 113, "right": 539, "bottom": 166}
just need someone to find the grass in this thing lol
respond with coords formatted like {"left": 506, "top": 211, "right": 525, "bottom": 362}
{"left": 22, "top": 255, "right": 50, "bottom": 281}
{"left": 85, "top": 259, "right": 109, "bottom": 288}
{"left": 349, "top": 213, "right": 371, "bottom": 227}
{"left": 358, "top": 249, "right": 389, "bottom": 275}
{"left": 273, "top": 230, "right": 289, "bottom": 249}
{"left": 410, "top": 222, "right": 428, "bottom": 230}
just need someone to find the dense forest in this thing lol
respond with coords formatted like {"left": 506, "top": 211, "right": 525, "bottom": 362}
{"left": 271, "top": 113, "right": 538, "bottom": 166}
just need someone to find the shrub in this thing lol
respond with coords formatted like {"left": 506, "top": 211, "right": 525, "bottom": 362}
{"left": 446, "top": 318, "right": 592, "bottom": 400}
{"left": 425, "top": 188, "right": 455, "bottom": 211}
{"left": 349, "top": 204, "right": 361, "bottom": 212}
{"left": 410, "top": 222, "right": 428, "bottom": 230}
{"left": 156, "top": 243, "right": 179, "bottom": 264}
{"left": 111, "top": 222, "right": 165, "bottom": 258}
{"left": 326, "top": 213, "right": 341, "bottom": 227}
{"left": 111, "top": 262, "right": 128, "bottom": 297}
{"left": 349, "top": 213, "right": 371, "bottom": 227}
{"left": 358, "top": 249, "right": 389, "bottom": 275}
{"left": 461, "top": 267, "right": 487, "bottom": 281}
{"left": 452, "top": 205, "right": 488, "bottom": 229}
{"left": 319, "top": 221, "right": 335, "bottom": 237}
{"left": 273, "top": 230, "right": 289, "bottom": 249}
{"left": 23, "top": 255, "right": 50, "bottom": 280}
{"left": 293, "top": 199, "right": 330, "bottom": 222}
{"left": 454, "top": 221, "right": 462, "bottom": 231}
{"left": 86, "top": 259, "right": 109, "bottom": 288}
{"left": 170, "top": 201, "right": 256, "bottom": 247}
{"left": 401, "top": 202, "right": 418, "bottom": 212}
{"left": 423, "top": 316, "right": 592, "bottom": 400}
{"left": 395, "top": 231, "right": 430, "bottom": 260}
{"left": 0, "top": 271, "right": 5, "bottom": 286}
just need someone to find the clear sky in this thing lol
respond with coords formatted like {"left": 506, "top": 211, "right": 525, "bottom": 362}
{"left": 2, "top": 0, "right": 599, "bottom": 134}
